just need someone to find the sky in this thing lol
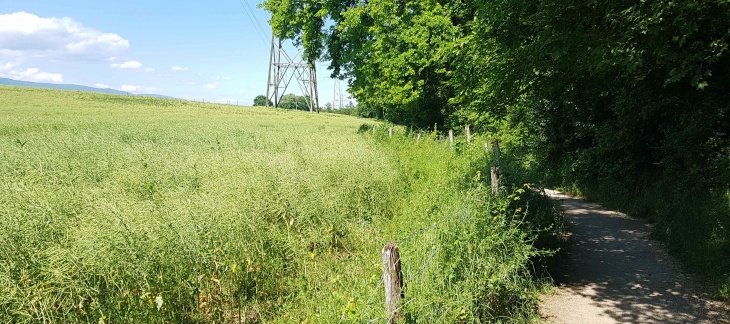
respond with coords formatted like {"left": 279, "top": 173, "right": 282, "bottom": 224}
{"left": 0, "top": 0, "right": 349, "bottom": 106}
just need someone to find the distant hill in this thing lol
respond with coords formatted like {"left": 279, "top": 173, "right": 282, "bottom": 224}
{"left": 0, "top": 77, "right": 176, "bottom": 99}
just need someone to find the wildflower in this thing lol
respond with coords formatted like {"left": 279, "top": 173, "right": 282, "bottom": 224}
{"left": 155, "top": 295, "right": 163, "bottom": 311}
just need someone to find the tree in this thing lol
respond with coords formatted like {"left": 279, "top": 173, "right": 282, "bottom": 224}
{"left": 253, "top": 95, "right": 271, "bottom": 106}
{"left": 263, "top": 0, "right": 464, "bottom": 128}
{"left": 278, "top": 93, "right": 310, "bottom": 111}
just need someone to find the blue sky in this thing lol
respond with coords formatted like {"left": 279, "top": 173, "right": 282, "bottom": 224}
{"left": 0, "top": 0, "right": 347, "bottom": 106}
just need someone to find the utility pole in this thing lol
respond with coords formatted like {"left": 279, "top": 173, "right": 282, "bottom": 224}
{"left": 266, "top": 35, "right": 319, "bottom": 112}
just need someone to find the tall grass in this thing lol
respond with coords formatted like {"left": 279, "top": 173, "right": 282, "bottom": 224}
{"left": 0, "top": 86, "right": 561, "bottom": 322}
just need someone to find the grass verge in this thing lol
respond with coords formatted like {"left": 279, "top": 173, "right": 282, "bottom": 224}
{"left": 0, "top": 86, "right": 562, "bottom": 322}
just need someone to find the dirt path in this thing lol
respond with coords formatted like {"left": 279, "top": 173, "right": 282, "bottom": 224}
{"left": 540, "top": 189, "right": 729, "bottom": 323}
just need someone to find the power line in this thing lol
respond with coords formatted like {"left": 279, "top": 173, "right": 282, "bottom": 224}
{"left": 248, "top": 1, "right": 271, "bottom": 40}
{"left": 237, "top": 0, "right": 268, "bottom": 46}
{"left": 237, "top": 0, "right": 269, "bottom": 48}
{"left": 241, "top": 0, "right": 270, "bottom": 40}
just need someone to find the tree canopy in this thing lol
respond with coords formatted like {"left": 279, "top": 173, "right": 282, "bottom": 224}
{"left": 278, "top": 93, "right": 311, "bottom": 110}
{"left": 253, "top": 95, "right": 272, "bottom": 106}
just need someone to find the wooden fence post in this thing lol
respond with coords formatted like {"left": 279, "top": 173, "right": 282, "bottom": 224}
{"left": 489, "top": 139, "right": 501, "bottom": 195}
{"left": 491, "top": 166, "right": 500, "bottom": 195}
{"left": 373, "top": 125, "right": 376, "bottom": 134}
{"left": 465, "top": 125, "right": 471, "bottom": 144}
{"left": 382, "top": 243, "right": 403, "bottom": 323}
{"left": 416, "top": 133, "right": 421, "bottom": 141}
{"left": 491, "top": 139, "right": 501, "bottom": 168}
{"left": 449, "top": 129, "right": 454, "bottom": 150}
{"left": 389, "top": 127, "right": 393, "bottom": 138}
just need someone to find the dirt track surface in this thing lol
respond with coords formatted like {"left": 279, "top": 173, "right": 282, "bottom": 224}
{"left": 540, "top": 189, "right": 729, "bottom": 323}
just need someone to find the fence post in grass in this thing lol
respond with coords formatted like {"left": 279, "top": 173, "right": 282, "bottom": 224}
{"left": 491, "top": 166, "right": 500, "bottom": 195}
{"left": 489, "top": 139, "right": 501, "bottom": 195}
{"left": 466, "top": 125, "right": 472, "bottom": 144}
{"left": 491, "top": 139, "right": 501, "bottom": 168}
{"left": 417, "top": 132, "right": 421, "bottom": 141}
{"left": 449, "top": 129, "right": 454, "bottom": 150}
{"left": 382, "top": 243, "right": 403, "bottom": 323}
{"left": 373, "top": 125, "right": 377, "bottom": 134}
{"left": 389, "top": 126, "right": 393, "bottom": 138}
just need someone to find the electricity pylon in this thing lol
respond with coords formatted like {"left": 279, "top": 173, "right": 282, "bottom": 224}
{"left": 333, "top": 79, "right": 345, "bottom": 110}
{"left": 266, "top": 35, "right": 319, "bottom": 112}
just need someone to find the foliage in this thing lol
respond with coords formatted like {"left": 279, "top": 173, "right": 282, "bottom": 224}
{"left": 470, "top": 0, "right": 730, "bottom": 297}
{"left": 252, "top": 94, "right": 271, "bottom": 106}
{"left": 263, "top": 0, "right": 465, "bottom": 128}
{"left": 325, "top": 101, "right": 375, "bottom": 118}
{"left": 264, "top": 0, "right": 730, "bottom": 298}
{"left": 0, "top": 86, "right": 561, "bottom": 322}
{"left": 277, "top": 93, "right": 312, "bottom": 111}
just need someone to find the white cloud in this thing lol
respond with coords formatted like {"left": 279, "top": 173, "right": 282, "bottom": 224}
{"left": 204, "top": 83, "right": 217, "bottom": 89}
{"left": 95, "top": 83, "right": 109, "bottom": 89}
{"left": 110, "top": 60, "right": 142, "bottom": 69}
{"left": 0, "top": 61, "right": 15, "bottom": 71}
{"left": 0, "top": 12, "right": 129, "bottom": 61}
{"left": 144, "top": 68, "right": 155, "bottom": 72}
{"left": 171, "top": 66, "right": 188, "bottom": 71}
{"left": 1, "top": 67, "right": 63, "bottom": 83}
{"left": 121, "top": 84, "right": 139, "bottom": 92}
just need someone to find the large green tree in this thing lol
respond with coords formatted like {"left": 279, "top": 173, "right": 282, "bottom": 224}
{"left": 253, "top": 95, "right": 272, "bottom": 106}
{"left": 264, "top": 0, "right": 470, "bottom": 128}
{"left": 278, "top": 93, "right": 311, "bottom": 111}
{"left": 463, "top": 0, "right": 730, "bottom": 288}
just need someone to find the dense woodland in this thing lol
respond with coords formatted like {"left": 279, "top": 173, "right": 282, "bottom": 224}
{"left": 264, "top": 0, "right": 730, "bottom": 297}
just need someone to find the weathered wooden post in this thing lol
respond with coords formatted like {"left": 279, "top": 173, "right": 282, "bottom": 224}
{"left": 373, "top": 125, "right": 376, "bottom": 134}
{"left": 416, "top": 132, "right": 421, "bottom": 141}
{"left": 389, "top": 127, "right": 393, "bottom": 138}
{"left": 492, "top": 139, "right": 501, "bottom": 168}
{"left": 490, "top": 139, "right": 501, "bottom": 195}
{"left": 491, "top": 166, "right": 500, "bottom": 195}
{"left": 382, "top": 243, "right": 403, "bottom": 323}
{"left": 465, "top": 125, "right": 471, "bottom": 144}
{"left": 449, "top": 129, "right": 454, "bottom": 150}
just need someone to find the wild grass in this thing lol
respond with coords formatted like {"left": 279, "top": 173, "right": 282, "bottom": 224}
{"left": 0, "top": 86, "right": 561, "bottom": 322}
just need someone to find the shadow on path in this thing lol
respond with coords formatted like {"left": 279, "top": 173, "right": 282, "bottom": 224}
{"left": 540, "top": 190, "right": 729, "bottom": 323}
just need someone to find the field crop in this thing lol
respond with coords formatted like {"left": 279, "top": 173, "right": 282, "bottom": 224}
{"left": 0, "top": 86, "right": 560, "bottom": 322}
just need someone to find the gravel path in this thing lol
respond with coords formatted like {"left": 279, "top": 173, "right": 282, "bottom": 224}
{"left": 540, "top": 189, "right": 729, "bottom": 323}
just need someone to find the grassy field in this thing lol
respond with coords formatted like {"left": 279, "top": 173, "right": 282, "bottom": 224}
{"left": 0, "top": 86, "right": 560, "bottom": 322}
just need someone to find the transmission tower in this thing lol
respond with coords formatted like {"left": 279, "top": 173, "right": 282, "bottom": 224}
{"left": 333, "top": 80, "right": 345, "bottom": 110}
{"left": 266, "top": 35, "right": 319, "bottom": 112}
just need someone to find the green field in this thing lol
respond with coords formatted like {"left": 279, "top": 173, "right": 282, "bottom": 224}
{"left": 0, "top": 86, "right": 560, "bottom": 323}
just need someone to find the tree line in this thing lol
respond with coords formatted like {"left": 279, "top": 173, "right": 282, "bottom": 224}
{"left": 263, "top": 0, "right": 730, "bottom": 297}
{"left": 253, "top": 94, "right": 312, "bottom": 111}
